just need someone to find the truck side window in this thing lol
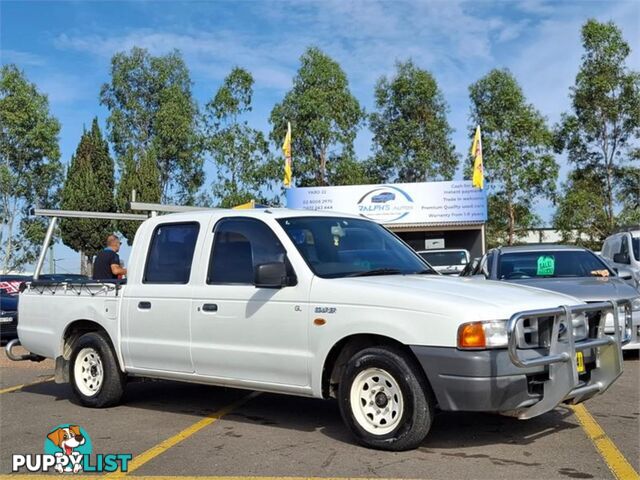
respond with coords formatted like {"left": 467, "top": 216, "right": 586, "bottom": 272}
{"left": 143, "top": 222, "right": 200, "bottom": 284}
{"left": 208, "top": 218, "right": 286, "bottom": 285}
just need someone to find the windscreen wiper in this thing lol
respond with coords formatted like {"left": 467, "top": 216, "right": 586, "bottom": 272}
{"left": 346, "top": 268, "right": 404, "bottom": 277}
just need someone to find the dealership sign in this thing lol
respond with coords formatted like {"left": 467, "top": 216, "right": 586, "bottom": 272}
{"left": 285, "top": 181, "right": 487, "bottom": 225}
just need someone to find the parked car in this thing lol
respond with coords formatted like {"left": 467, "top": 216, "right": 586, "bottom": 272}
{"left": 371, "top": 192, "right": 395, "bottom": 203}
{"left": 10, "top": 210, "right": 628, "bottom": 451}
{"left": 461, "top": 244, "right": 640, "bottom": 350}
{"left": 0, "top": 293, "right": 18, "bottom": 341}
{"left": 417, "top": 249, "right": 470, "bottom": 275}
{"left": 0, "top": 274, "right": 90, "bottom": 297}
{"left": 0, "top": 273, "right": 91, "bottom": 295}
{"left": 0, "top": 275, "right": 32, "bottom": 296}
{"left": 0, "top": 274, "right": 89, "bottom": 341}
{"left": 601, "top": 228, "right": 640, "bottom": 289}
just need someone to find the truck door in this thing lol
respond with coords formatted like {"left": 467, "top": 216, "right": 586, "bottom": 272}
{"left": 122, "top": 221, "right": 201, "bottom": 373}
{"left": 190, "top": 217, "right": 309, "bottom": 386}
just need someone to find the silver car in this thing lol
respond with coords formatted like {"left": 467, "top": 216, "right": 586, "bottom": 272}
{"left": 462, "top": 244, "right": 640, "bottom": 350}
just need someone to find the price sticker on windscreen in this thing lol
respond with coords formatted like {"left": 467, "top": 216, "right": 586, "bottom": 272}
{"left": 537, "top": 255, "right": 555, "bottom": 276}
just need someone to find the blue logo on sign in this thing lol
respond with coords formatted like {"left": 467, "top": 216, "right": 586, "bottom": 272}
{"left": 357, "top": 186, "right": 414, "bottom": 222}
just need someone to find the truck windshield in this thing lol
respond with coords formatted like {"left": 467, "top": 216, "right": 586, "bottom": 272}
{"left": 277, "top": 217, "right": 434, "bottom": 278}
{"left": 419, "top": 251, "right": 468, "bottom": 267}
{"left": 497, "top": 250, "right": 614, "bottom": 279}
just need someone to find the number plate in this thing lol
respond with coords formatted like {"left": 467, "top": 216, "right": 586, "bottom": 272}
{"left": 576, "top": 351, "right": 585, "bottom": 374}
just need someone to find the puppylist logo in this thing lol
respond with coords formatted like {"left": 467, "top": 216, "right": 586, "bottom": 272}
{"left": 357, "top": 185, "right": 415, "bottom": 222}
{"left": 12, "top": 424, "right": 132, "bottom": 474}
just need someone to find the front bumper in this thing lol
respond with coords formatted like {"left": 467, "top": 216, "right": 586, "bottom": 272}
{"left": 410, "top": 346, "right": 551, "bottom": 412}
{"left": 412, "top": 301, "right": 629, "bottom": 419}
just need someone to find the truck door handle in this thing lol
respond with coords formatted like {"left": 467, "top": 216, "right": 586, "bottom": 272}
{"left": 138, "top": 301, "right": 151, "bottom": 310}
{"left": 202, "top": 303, "right": 218, "bottom": 312}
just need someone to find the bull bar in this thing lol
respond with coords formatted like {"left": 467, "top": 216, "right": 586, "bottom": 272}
{"left": 506, "top": 300, "right": 631, "bottom": 419}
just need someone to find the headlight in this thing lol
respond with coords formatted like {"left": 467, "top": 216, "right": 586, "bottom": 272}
{"left": 631, "top": 297, "right": 640, "bottom": 312}
{"left": 457, "top": 320, "right": 508, "bottom": 349}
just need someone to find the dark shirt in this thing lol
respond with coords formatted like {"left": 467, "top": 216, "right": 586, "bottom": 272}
{"left": 92, "top": 249, "right": 120, "bottom": 280}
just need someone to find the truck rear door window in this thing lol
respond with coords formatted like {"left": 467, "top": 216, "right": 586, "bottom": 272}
{"left": 143, "top": 222, "right": 200, "bottom": 284}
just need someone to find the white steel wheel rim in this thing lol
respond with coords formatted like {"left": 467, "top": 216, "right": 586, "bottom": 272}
{"left": 74, "top": 348, "right": 104, "bottom": 397}
{"left": 350, "top": 367, "right": 404, "bottom": 435}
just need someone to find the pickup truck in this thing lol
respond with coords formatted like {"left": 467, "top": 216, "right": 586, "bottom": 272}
{"left": 10, "top": 209, "right": 630, "bottom": 451}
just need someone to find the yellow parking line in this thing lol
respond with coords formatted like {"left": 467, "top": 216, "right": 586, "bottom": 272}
{"left": 571, "top": 404, "right": 640, "bottom": 480}
{"left": 106, "top": 391, "right": 261, "bottom": 478}
{"left": 0, "top": 477, "right": 423, "bottom": 479}
{"left": 0, "top": 375, "right": 54, "bottom": 394}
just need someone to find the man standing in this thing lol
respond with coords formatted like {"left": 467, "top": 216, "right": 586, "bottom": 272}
{"left": 92, "top": 234, "right": 127, "bottom": 280}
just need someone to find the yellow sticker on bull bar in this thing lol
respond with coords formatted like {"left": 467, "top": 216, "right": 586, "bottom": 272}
{"left": 576, "top": 351, "right": 585, "bottom": 373}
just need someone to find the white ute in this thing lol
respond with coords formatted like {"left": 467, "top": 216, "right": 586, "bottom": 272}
{"left": 9, "top": 209, "right": 631, "bottom": 450}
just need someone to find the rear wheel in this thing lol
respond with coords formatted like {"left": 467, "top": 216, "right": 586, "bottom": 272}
{"left": 69, "top": 332, "right": 125, "bottom": 407}
{"left": 338, "top": 346, "right": 434, "bottom": 451}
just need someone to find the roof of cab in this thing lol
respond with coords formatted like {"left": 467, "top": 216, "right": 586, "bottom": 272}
{"left": 143, "top": 207, "right": 364, "bottom": 223}
{"left": 495, "top": 244, "right": 589, "bottom": 253}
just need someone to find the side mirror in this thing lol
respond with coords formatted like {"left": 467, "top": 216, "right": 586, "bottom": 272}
{"left": 613, "top": 253, "right": 630, "bottom": 265}
{"left": 616, "top": 267, "right": 634, "bottom": 281}
{"left": 255, "top": 262, "right": 296, "bottom": 288}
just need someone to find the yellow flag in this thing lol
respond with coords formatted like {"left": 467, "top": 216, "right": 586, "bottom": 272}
{"left": 232, "top": 200, "right": 255, "bottom": 209}
{"left": 282, "top": 122, "right": 292, "bottom": 188}
{"left": 471, "top": 125, "right": 484, "bottom": 189}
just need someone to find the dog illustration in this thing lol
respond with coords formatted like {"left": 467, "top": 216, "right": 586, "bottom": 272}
{"left": 47, "top": 426, "right": 85, "bottom": 473}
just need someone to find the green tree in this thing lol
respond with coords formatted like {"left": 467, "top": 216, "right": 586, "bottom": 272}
{"left": 369, "top": 60, "right": 458, "bottom": 183}
{"left": 468, "top": 68, "right": 558, "bottom": 245}
{"left": 59, "top": 119, "right": 116, "bottom": 275}
{"left": 555, "top": 19, "right": 640, "bottom": 233}
{"left": 203, "top": 68, "right": 277, "bottom": 208}
{"left": 100, "top": 47, "right": 203, "bottom": 205}
{"left": 553, "top": 168, "right": 609, "bottom": 250}
{"left": 328, "top": 157, "right": 373, "bottom": 186}
{"left": 485, "top": 194, "right": 539, "bottom": 248}
{"left": 270, "top": 47, "right": 364, "bottom": 187}
{"left": 116, "top": 147, "right": 162, "bottom": 242}
{"left": 0, "top": 65, "right": 62, "bottom": 272}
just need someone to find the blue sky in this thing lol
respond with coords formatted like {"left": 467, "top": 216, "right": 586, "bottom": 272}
{"left": 2, "top": 0, "right": 639, "bottom": 273}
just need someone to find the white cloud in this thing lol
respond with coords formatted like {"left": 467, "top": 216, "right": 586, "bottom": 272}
{"left": 55, "top": 30, "right": 299, "bottom": 90}
{"left": 509, "top": 0, "right": 640, "bottom": 126}
{"left": 52, "top": 0, "right": 514, "bottom": 93}
{"left": 36, "top": 72, "right": 93, "bottom": 105}
{"left": 1, "top": 49, "right": 46, "bottom": 66}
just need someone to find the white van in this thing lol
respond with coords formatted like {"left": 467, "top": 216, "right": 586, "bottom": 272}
{"left": 601, "top": 228, "right": 640, "bottom": 289}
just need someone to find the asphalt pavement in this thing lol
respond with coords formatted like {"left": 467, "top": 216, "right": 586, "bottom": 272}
{"left": 0, "top": 349, "right": 638, "bottom": 479}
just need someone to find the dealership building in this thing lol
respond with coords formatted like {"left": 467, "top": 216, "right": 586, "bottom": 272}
{"left": 285, "top": 180, "right": 488, "bottom": 257}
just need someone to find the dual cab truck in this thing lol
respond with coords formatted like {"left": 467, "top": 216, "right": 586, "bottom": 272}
{"left": 9, "top": 209, "right": 631, "bottom": 450}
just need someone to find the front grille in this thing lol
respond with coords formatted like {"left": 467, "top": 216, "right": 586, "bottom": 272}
{"left": 516, "top": 314, "right": 589, "bottom": 349}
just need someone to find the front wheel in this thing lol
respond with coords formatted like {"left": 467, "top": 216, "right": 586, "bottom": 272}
{"left": 338, "top": 346, "right": 434, "bottom": 451}
{"left": 69, "top": 332, "right": 125, "bottom": 408}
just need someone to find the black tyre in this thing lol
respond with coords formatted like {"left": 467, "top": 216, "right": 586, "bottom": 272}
{"left": 338, "top": 346, "right": 434, "bottom": 451}
{"left": 69, "top": 331, "right": 125, "bottom": 407}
